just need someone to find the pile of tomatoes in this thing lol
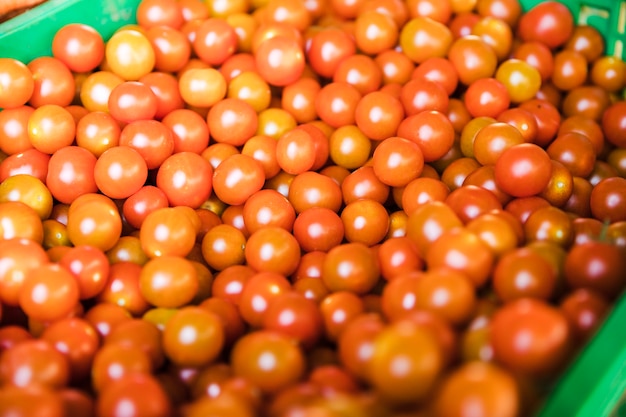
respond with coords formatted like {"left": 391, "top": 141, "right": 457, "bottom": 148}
{"left": 1, "top": 0, "right": 626, "bottom": 415}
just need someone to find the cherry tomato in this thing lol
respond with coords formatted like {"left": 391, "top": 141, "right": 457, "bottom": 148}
{"left": 0, "top": 58, "right": 35, "bottom": 109}
{"left": 490, "top": 298, "right": 571, "bottom": 377}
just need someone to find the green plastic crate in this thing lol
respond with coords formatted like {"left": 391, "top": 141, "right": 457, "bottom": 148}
{"left": 0, "top": 0, "right": 142, "bottom": 64}
{"left": 1, "top": 1, "right": 625, "bottom": 416}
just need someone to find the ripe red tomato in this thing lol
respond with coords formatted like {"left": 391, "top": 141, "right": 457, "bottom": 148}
{"left": 517, "top": 1, "right": 574, "bottom": 49}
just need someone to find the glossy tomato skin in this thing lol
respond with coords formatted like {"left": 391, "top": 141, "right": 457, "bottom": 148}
{"left": 490, "top": 298, "right": 571, "bottom": 377}
{"left": 564, "top": 241, "right": 626, "bottom": 299}
{"left": 517, "top": 1, "right": 574, "bottom": 49}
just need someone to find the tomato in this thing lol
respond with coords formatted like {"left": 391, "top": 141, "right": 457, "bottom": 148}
{"left": 28, "top": 105, "right": 76, "bottom": 154}
{"left": 0, "top": 58, "right": 35, "bottom": 109}
{"left": 107, "top": 81, "right": 158, "bottom": 123}
{"left": 140, "top": 256, "right": 199, "bottom": 308}
{"left": 255, "top": 36, "right": 305, "bottom": 87}
{"left": 464, "top": 77, "right": 510, "bottom": 119}
{"left": 471, "top": 15, "right": 513, "bottom": 61}
{"left": 96, "top": 373, "right": 172, "bottom": 417}
{"left": 94, "top": 146, "right": 148, "bottom": 200}
{"left": 140, "top": 207, "right": 197, "bottom": 258}
{"left": 59, "top": 245, "right": 110, "bottom": 300}
{"left": 426, "top": 227, "right": 494, "bottom": 287}
{"left": 341, "top": 199, "right": 390, "bottom": 246}
{"left": 262, "top": 291, "right": 324, "bottom": 350}
{"left": 322, "top": 242, "right": 380, "bottom": 295}
{"left": 564, "top": 241, "right": 626, "bottom": 299}
{"left": 231, "top": 330, "right": 305, "bottom": 394}
{"left": 433, "top": 361, "right": 520, "bottom": 417}
{"left": 0, "top": 174, "right": 53, "bottom": 220}
{"left": 372, "top": 136, "right": 424, "bottom": 187}
{"left": 162, "top": 306, "right": 224, "bottom": 368}
{"left": 120, "top": 120, "right": 175, "bottom": 170}
{"left": 490, "top": 298, "right": 571, "bottom": 376}
{"left": 40, "top": 317, "right": 100, "bottom": 384}
{"left": 244, "top": 227, "right": 301, "bottom": 276}
{"left": 105, "top": 29, "right": 156, "bottom": 80}
{"left": 0, "top": 338, "right": 70, "bottom": 390}
{"left": 398, "top": 110, "right": 455, "bottom": 163}
{"left": 306, "top": 28, "right": 356, "bottom": 79}
{"left": 517, "top": 1, "right": 574, "bottom": 49}
{"left": 27, "top": 57, "right": 75, "bottom": 108}
{"left": 447, "top": 35, "right": 498, "bottom": 86}
{"left": 52, "top": 23, "right": 104, "bottom": 72}
{"left": 0, "top": 106, "right": 35, "bottom": 156}
{"left": 493, "top": 247, "right": 557, "bottom": 302}
{"left": 354, "top": 11, "right": 398, "bottom": 56}
{"left": 156, "top": 151, "right": 213, "bottom": 208}
{"left": 319, "top": 291, "right": 366, "bottom": 342}
{"left": 315, "top": 82, "right": 362, "bottom": 129}
{"left": 400, "top": 17, "right": 453, "bottom": 64}
{"left": 367, "top": 319, "right": 443, "bottom": 404}
{"left": 0, "top": 201, "right": 43, "bottom": 243}
{"left": 179, "top": 68, "right": 227, "bottom": 108}
{"left": 355, "top": 91, "right": 405, "bottom": 141}
{"left": 494, "top": 143, "right": 552, "bottom": 198}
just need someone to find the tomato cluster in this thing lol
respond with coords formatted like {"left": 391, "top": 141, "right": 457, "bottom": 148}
{"left": 0, "top": 0, "right": 626, "bottom": 415}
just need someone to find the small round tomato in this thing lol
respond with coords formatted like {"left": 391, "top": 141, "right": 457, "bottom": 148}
{"left": 494, "top": 143, "right": 552, "bottom": 198}
{"left": 433, "top": 361, "right": 520, "bottom": 417}
{"left": 464, "top": 77, "right": 510, "bottom": 118}
{"left": 212, "top": 154, "right": 264, "bottom": 206}
{"left": 590, "top": 177, "right": 626, "bottom": 224}
{"left": 156, "top": 151, "right": 213, "bottom": 208}
{"left": 400, "top": 17, "right": 452, "bottom": 64}
{"left": 19, "top": 263, "right": 80, "bottom": 323}
{"left": 52, "top": 23, "right": 105, "bottom": 72}
{"left": 426, "top": 228, "right": 494, "bottom": 288}
{"left": 107, "top": 81, "right": 158, "bottom": 123}
{"left": 66, "top": 193, "right": 122, "bottom": 252}
{"left": 341, "top": 199, "right": 390, "bottom": 246}
{"left": 0, "top": 238, "right": 49, "bottom": 307}
{"left": 162, "top": 306, "right": 225, "bottom": 368}
{"left": 322, "top": 242, "right": 380, "bottom": 295}
{"left": 255, "top": 36, "right": 305, "bottom": 87}
{"left": 368, "top": 319, "right": 444, "bottom": 404}
{"left": 0, "top": 339, "right": 70, "bottom": 389}
{"left": 306, "top": 28, "right": 356, "bottom": 79}
{"left": 119, "top": 120, "right": 175, "bottom": 170}
{"left": 140, "top": 207, "right": 197, "bottom": 258}
{"left": 96, "top": 373, "right": 172, "bottom": 417}
{"left": 28, "top": 105, "right": 76, "bottom": 154}
{"left": 493, "top": 247, "right": 557, "bottom": 302}
{"left": 490, "top": 298, "right": 571, "bottom": 376}
{"left": 40, "top": 317, "right": 100, "bottom": 384}
{"left": 106, "top": 29, "right": 156, "bottom": 80}
{"left": 94, "top": 146, "right": 148, "bottom": 200}
{"left": 27, "top": 57, "right": 75, "bottom": 108}
{"left": 201, "top": 224, "right": 247, "bottom": 271}
{"left": 262, "top": 291, "right": 324, "bottom": 350}
{"left": 231, "top": 330, "right": 306, "bottom": 394}
{"left": 293, "top": 207, "right": 344, "bottom": 253}
{"left": 564, "top": 241, "right": 626, "bottom": 299}
{"left": 355, "top": 91, "right": 405, "bottom": 141}
{"left": 397, "top": 110, "right": 456, "bottom": 163}
{"left": 0, "top": 58, "right": 35, "bottom": 109}
{"left": 372, "top": 136, "right": 424, "bottom": 187}
{"left": 517, "top": 1, "right": 574, "bottom": 49}
{"left": 244, "top": 227, "right": 301, "bottom": 276}
{"left": 179, "top": 67, "right": 227, "bottom": 108}
{"left": 59, "top": 245, "right": 110, "bottom": 300}
{"left": 140, "top": 256, "right": 199, "bottom": 308}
